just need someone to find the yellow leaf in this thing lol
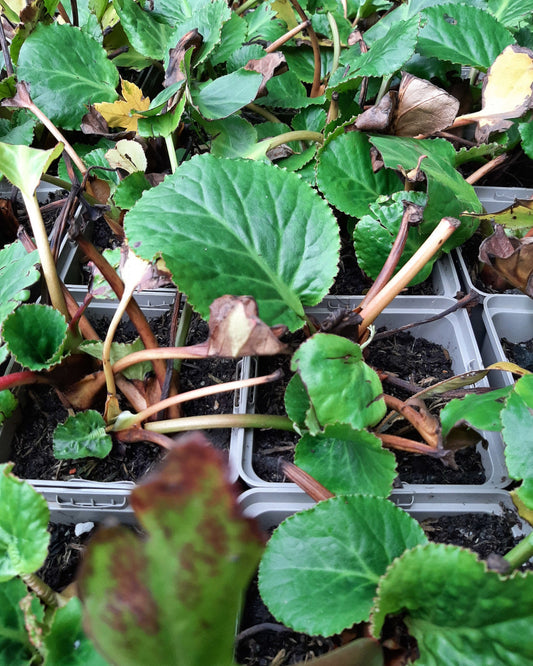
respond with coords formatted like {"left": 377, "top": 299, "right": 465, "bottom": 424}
{"left": 511, "top": 490, "right": 533, "bottom": 527}
{"left": 94, "top": 79, "right": 150, "bottom": 132}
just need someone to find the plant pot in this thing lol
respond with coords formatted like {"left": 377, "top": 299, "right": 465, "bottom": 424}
{"left": 481, "top": 294, "right": 533, "bottom": 389}
{"left": 232, "top": 296, "right": 509, "bottom": 491}
{"left": 0, "top": 290, "right": 241, "bottom": 507}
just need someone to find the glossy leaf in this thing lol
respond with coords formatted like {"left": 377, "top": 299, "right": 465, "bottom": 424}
{"left": 81, "top": 338, "right": 150, "bottom": 381}
{"left": 418, "top": 4, "right": 514, "bottom": 70}
{"left": 0, "top": 240, "right": 40, "bottom": 330}
{"left": 440, "top": 386, "right": 513, "bottom": 439}
{"left": 17, "top": 23, "right": 119, "bottom": 129}
{"left": 335, "top": 17, "right": 418, "bottom": 84}
{"left": 0, "top": 578, "right": 39, "bottom": 663}
{"left": 125, "top": 154, "right": 339, "bottom": 331}
{"left": 372, "top": 543, "right": 533, "bottom": 665}
{"left": 291, "top": 334, "right": 386, "bottom": 433}
{"left": 369, "top": 135, "right": 482, "bottom": 246}
{"left": 259, "top": 495, "right": 427, "bottom": 635}
{"left": 209, "top": 116, "right": 258, "bottom": 159}
{"left": 501, "top": 375, "right": 533, "bottom": 483}
{"left": 53, "top": 410, "right": 113, "bottom": 460}
{"left": 113, "top": 172, "right": 152, "bottom": 210}
{"left": 0, "top": 463, "right": 50, "bottom": 581}
{"left": 191, "top": 69, "right": 262, "bottom": 120}
{"left": 353, "top": 191, "right": 433, "bottom": 284}
{"left": 44, "top": 597, "right": 110, "bottom": 666}
{"left": 258, "top": 70, "right": 326, "bottom": 109}
{"left": 488, "top": 0, "right": 533, "bottom": 27}
{"left": 317, "top": 131, "right": 401, "bottom": 218}
{"left": 295, "top": 424, "right": 396, "bottom": 496}
{"left": 0, "top": 109, "right": 37, "bottom": 146}
{"left": 210, "top": 12, "right": 248, "bottom": 67}
{"left": 3, "top": 304, "right": 67, "bottom": 371}
{"left": 0, "top": 390, "right": 17, "bottom": 426}
{"left": 113, "top": 0, "right": 174, "bottom": 60}
{"left": 79, "top": 437, "right": 264, "bottom": 666}
{"left": 515, "top": 478, "right": 533, "bottom": 515}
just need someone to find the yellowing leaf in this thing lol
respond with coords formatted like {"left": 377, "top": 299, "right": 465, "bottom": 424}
{"left": 455, "top": 45, "right": 533, "bottom": 141}
{"left": 105, "top": 139, "right": 147, "bottom": 174}
{"left": 94, "top": 79, "right": 150, "bottom": 132}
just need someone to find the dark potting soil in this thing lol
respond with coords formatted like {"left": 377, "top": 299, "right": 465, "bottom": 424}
{"left": 501, "top": 337, "right": 533, "bottom": 373}
{"left": 9, "top": 308, "right": 236, "bottom": 482}
{"left": 236, "top": 510, "right": 528, "bottom": 665}
{"left": 251, "top": 329, "right": 485, "bottom": 485}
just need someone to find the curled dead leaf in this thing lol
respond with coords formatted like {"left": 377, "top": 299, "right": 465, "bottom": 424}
{"left": 478, "top": 224, "right": 533, "bottom": 297}
{"left": 206, "top": 295, "right": 288, "bottom": 357}
{"left": 164, "top": 29, "right": 203, "bottom": 88}
{"left": 347, "top": 92, "right": 396, "bottom": 133}
{"left": 244, "top": 52, "right": 287, "bottom": 97}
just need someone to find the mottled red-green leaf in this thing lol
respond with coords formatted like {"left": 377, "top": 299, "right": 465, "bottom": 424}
{"left": 79, "top": 434, "right": 264, "bottom": 666}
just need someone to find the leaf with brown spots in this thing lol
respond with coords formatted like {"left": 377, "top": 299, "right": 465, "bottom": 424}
{"left": 78, "top": 433, "right": 264, "bottom": 666}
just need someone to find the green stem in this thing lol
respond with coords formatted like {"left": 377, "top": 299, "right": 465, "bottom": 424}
{"left": 327, "top": 12, "right": 340, "bottom": 76}
{"left": 504, "top": 532, "right": 533, "bottom": 571}
{"left": 103, "top": 283, "right": 136, "bottom": 406}
{"left": 375, "top": 74, "right": 392, "bottom": 105}
{"left": 22, "top": 192, "right": 69, "bottom": 319}
{"left": 261, "top": 130, "right": 323, "bottom": 153}
{"left": 144, "top": 413, "right": 295, "bottom": 434}
{"left": 165, "top": 134, "right": 179, "bottom": 174}
{"left": 235, "top": 0, "right": 260, "bottom": 15}
{"left": 246, "top": 103, "right": 282, "bottom": 123}
{"left": 173, "top": 300, "right": 192, "bottom": 371}
{"left": 20, "top": 573, "right": 68, "bottom": 608}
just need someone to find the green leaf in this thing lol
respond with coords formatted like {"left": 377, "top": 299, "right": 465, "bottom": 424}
{"left": 0, "top": 390, "right": 17, "bottom": 426}
{"left": 353, "top": 191, "right": 434, "bottom": 284}
{"left": 369, "top": 135, "right": 482, "bottom": 247}
{"left": 209, "top": 12, "right": 248, "bottom": 67}
{"left": 317, "top": 131, "right": 401, "bottom": 218}
{"left": 3, "top": 304, "right": 67, "bottom": 371}
{"left": 44, "top": 597, "right": 110, "bottom": 666}
{"left": 0, "top": 142, "right": 63, "bottom": 198}
{"left": 488, "top": 0, "right": 533, "bottom": 27}
{"left": 519, "top": 121, "right": 533, "bottom": 159}
{"left": 292, "top": 107, "right": 327, "bottom": 133}
{"left": 79, "top": 439, "right": 263, "bottom": 666}
{"left": 81, "top": 338, "right": 149, "bottom": 381}
{"left": 284, "top": 47, "right": 334, "bottom": 85}
{"left": 418, "top": 4, "right": 515, "bottom": 70}
{"left": 191, "top": 69, "right": 262, "bottom": 120}
{"left": 0, "top": 110, "right": 37, "bottom": 146}
{"left": 226, "top": 44, "right": 266, "bottom": 73}
{"left": 56, "top": 140, "right": 116, "bottom": 184}
{"left": 516, "top": 477, "right": 533, "bottom": 512}
{"left": 138, "top": 91, "right": 186, "bottom": 140}
{"left": 0, "top": 578, "right": 38, "bottom": 663}
{"left": 501, "top": 375, "right": 533, "bottom": 482}
{"left": 372, "top": 543, "right": 533, "bottom": 666}
{"left": 165, "top": 0, "right": 231, "bottom": 68}
{"left": 0, "top": 240, "right": 40, "bottom": 331}
{"left": 295, "top": 424, "right": 396, "bottom": 496}
{"left": 245, "top": 2, "right": 285, "bottom": 42}
{"left": 53, "top": 410, "right": 113, "bottom": 460}
{"left": 0, "top": 463, "right": 50, "bottom": 581}
{"left": 291, "top": 334, "right": 386, "bottom": 433}
{"left": 208, "top": 115, "right": 258, "bottom": 158}
{"left": 113, "top": 171, "right": 152, "bottom": 209}
{"left": 440, "top": 386, "right": 513, "bottom": 439}
{"left": 17, "top": 23, "right": 119, "bottom": 130}
{"left": 113, "top": 0, "right": 174, "bottom": 60}
{"left": 258, "top": 70, "right": 326, "bottom": 109}
{"left": 124, "top": 154, "right": 339, "bottom": 331}
{"left": 337, "top": 17, "right": 419, "bottom": 82}
{"left": 259, "top": 495, "right": 427, "bottom": 635}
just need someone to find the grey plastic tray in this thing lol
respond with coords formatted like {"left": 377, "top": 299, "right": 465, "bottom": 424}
{"left": 239, "top": 487, "right": 531, "bottom": 541}
{"left": 481, "top": 294, "right": 533, "bottom": 389}
{"left": 231, "top": 295, "right": 510, "bottom": 491}
{"left": 1, "top": 291, "right": 239, "bottom": 509}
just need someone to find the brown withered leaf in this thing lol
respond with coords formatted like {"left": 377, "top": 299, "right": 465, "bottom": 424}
{"left": 394, "top": 72, "right": 459, "bottom": 136}
{"left": 206, "top": 295, "right": 288, "bottom": 357}
{"left": 244, "top": 52, "right": 287, "bottom": 97}
{"left": 164, "top": 29, "right": 203, "bottom": 88}
{"left": 81, "top": 106, "right": 136, "bottom": 140}
{"left": 456, "top": 45, "right": 533, "bottom": 142}
{"left": 347, "top": 91, "right": 396, "bottom": 132}
{"left": 479, "top": 224, "right": 533, "bottom": 297}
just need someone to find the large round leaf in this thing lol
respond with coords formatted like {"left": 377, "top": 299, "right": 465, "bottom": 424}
{"left": 317, "top": 131, "right": 401, "bottom": 218}
{"left": 0, "top": 463, "right": 50, "bottom": 581}
{"left": 372, "top": 543, "right": 533, "bottom": 665}
{"left": 17, "top": 23, "right": 119, "bottom": 130}
{"left": 124, "top": 155, "right": 340, "bottom": 331}
{"left": 258, "top": 495, "right": 427, "bottom": 636}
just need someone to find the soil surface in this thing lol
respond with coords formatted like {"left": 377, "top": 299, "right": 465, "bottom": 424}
{"left": 251, "top": 328, "right": 485, "bottom": 485}
{"left": 236, "top": 509, "right": 528, "bottom": 665}
{"left": 501, "top": 337, "right": 533, "bottom": 373}
{"left": 9, "top": 307, "right": 236, "bottom": 482}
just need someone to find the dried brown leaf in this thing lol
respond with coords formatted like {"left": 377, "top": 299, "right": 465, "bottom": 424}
{"left": 164, "top": 29, "right": 203, "bottom": 88}
{"left": 479, "top": 224, "right": 533, "bottom": 296}
{"left": 244, "top": 52, "right": 287, "bottom": 97}
{"left": 348, "top": 91, "right": 396, "bottom": 132}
